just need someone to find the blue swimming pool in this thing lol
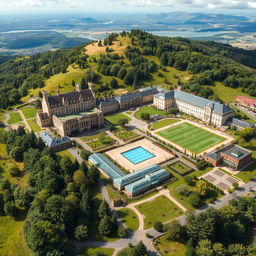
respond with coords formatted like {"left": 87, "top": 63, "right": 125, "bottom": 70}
{"left": 121, "top": 146, "right": 155, "bottom": 164}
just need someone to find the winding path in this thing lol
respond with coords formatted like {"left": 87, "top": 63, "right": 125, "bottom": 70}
{"left": 18, "top": 110, "right": 32, "bottom": 132}
{"left": 75, "top": 178, "right": 256, "bottom": 255}
{"left": 68, "top": 115, "right": 256, "bottom": 255}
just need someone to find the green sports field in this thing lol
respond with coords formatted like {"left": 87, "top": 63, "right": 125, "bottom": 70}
{"left": 157, "top": 122, "right": 226, "bottom": 154}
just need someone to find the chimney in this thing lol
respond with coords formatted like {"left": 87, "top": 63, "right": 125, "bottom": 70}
{"left": 76, "top": 84, "right": 82, "bottom": 92}
{"left": 41, "top": 90, "right": 48, "bottom": 99}
{"left": 88, "top": 82, "right": 94, "bottom": 91}
{"left": 56, "top": 89, "right": 60, "bottom": 96}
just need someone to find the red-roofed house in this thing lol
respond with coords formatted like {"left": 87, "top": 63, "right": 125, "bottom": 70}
{"left": 236, "top": 96, "right": 256, "bottom": 112}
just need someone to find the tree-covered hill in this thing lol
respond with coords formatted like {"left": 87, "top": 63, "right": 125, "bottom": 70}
{"left": 0, "top": 30, "right": 256, "bottom": 110}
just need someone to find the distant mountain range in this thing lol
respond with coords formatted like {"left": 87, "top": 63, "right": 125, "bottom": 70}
{"left": 146, "top": 12, "right": 250, "bottom": 25}
{"left": 81, "top": 17, "right": 98, "bottom": 23}
{"left": 0, "top": 11, "right": 256, "bottom": 55}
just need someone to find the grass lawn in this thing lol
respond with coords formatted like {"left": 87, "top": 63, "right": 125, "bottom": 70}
{"left": 127, "top": 190, "right": 159, "bottom": 204}
{"left": 235, "top": 140, "right": 256, "bottom": 182}
{"left": 7, "top": 112, "right": 22, "bottom": 125}
{"left": 150, "top": 118, "right": 180, "bottom": 130}
{"left": 81, "top": 132, "right": 104, "bottom": 142}
{"left": 0, "top": 217, "right": 31, "bottom": 256}
{"left": 211, "top": 82, "right": 256, "bottom": 103}
{"left": 165, "top": 166, "right": 216, "bottom": 210}
{"left": 114, "top": 130, "right": 139, "bottom": 142}
{"left": 26, "top": 119, "right": 42, "bottom": 132}
{"left": 20, "top": 107, "right": 38, "bottom": 119}
{"left": 157, "top": 122, "right": 226, "bottom": 154}
{"left": 0, "top": 144, "right": 28, "bottom": 187}
{"left": 135, "top": 195, "right": 183, "bottom": 229}
{"left": 117, "top": 208, "right": 139, "bottom": 232}
{"left": 57, "top": 149, "right": 75, "bottom": 162}
{"left": 0, "top": 143, "right": 8, "bottom": 158}
{"left": 87, "top": 136, "right": 115, "bottom": 151}
{"left": 154, "top": 234, "right": 186, "bottom": 256}
{"left": 0, "top": 111, "right": 7, "bottom": 122}
{"left": 135, "top": 106, "right": 167, "bottom": 120}
{"left": 105, "top": 113, "right": 131, "bottom": 125}
{"left": 144, "top": 56, "right": 191, "bottom": 87}
{"left": 78, "top": 247, "right": 114, "bottom": 256}
{"left": 169, "top": 161, "right": 193, "bottom": 176}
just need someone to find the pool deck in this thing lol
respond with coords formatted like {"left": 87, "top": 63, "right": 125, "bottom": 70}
{"left": 106, "top": 138, "right": 174, "bottom": 172}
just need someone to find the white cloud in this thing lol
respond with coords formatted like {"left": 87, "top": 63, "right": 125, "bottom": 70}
{"left": 113, "top": 0, "right": 256, "bottom": 9}
{"left": 8, "top": 0, "right": 87, "bottom": 8}
{"left": 10, "top": 0, "right": 43, "bottom": 7}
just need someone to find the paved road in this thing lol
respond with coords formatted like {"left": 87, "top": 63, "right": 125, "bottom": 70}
{"left": 123, "top": 112, "right": 148, "bottom": 132}
{"left": 68, "top": 147, "right": 83, "bottom": 164}
{"left": 175, "top": 179, "right": 256, "bottom": 225}
{"left": 75, "top": 179, "right": 256, "bottom": 255}
{"left": 68, "top": 118, "right": 256, "bottom": 255}
{"left": 233, "top": 103, "right": 256, "bottom": 122}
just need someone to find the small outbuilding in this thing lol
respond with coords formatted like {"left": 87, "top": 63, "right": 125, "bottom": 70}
{"left": 39, "top": 132, "right": 73, "bottom": 151}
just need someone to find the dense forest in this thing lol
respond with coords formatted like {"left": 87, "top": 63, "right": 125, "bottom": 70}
{"left": 0, "top": 127, "right": 125, "bottom": 255}
{"left": 0, "top": 30, "right": 256, "bottom": 110}
{"left": 164, "top": 198, "right": 256, "bottom": 256}
{"left": 0, "top": 45, "right": 88, "bottom": 109}
{"left": 94, "top": 30, "right": 256, "bottom": 99}
{"left": 0, "top": 127, "right": 255, "bottom": 255}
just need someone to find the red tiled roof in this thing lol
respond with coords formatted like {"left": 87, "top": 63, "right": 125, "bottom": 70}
{"left": 236, "top": 95, "right": 256, "bottom": 106}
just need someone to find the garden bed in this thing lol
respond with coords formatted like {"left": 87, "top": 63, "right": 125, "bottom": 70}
{"left": 86, "top": 136, "right": 115, "bottom": 151}
{"left": 114, "top": 129, "right": 140, "bottom": 142}
{"left": 168, "top": 161, "right": 194, "bottom": 176}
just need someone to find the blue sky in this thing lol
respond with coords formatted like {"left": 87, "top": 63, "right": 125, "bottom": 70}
{"left": 0, "top": 0, "right": 255, "bottom": 14}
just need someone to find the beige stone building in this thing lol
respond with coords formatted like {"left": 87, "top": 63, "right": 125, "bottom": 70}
{"left": 37, "top": 83, "right": 104, "bottom": 136}
{"left": 154, "top": 90, "right": 234, "bottom": 127}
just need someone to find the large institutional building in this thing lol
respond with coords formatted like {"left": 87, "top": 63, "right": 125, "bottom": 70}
{"left": 37, "top": 83, "right": 104, "bottom": 136}
{"left": 89, "top": 153, "right": 171, "bottom": 197}
{"left": 153, "top": 90, "right": 234, "bottom": 127}
{"left": 37, "top": 83, "right": 234, "bottom": 136}
{"left": 37, "top": 85, "right": 162, "bottom": 136}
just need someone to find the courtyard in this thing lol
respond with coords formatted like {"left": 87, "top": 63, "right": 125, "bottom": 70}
{"left": 105, "top": 138, "right": 174, "bottom": 172}
{"left": 154, "top": 121, "right": 231, "bottom": 155}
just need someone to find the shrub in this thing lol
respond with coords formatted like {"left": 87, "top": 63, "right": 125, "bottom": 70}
{"left": 109, "top": 125, "right": 116, "bottom": 132}
{"left": 118, "top": 226, "right": 127, "bottom": 238}
{"left": 153, "top": 221, "right": 163, "bottom": 232}
{"left": 176, "top": 185, "right": 190, "bottom": 196}
{"left": 74, "top": 225, "right": 88, "bottom": 241}
{"left": 80, "top": 149, "right": 91, "bottom": 160}
{"left": 232, "top": 182, "right": 239, "bottom": 189}
{"left": 166, "top": 220, "right": 184, "bottom": 241}
{"left": 188, "top": 192, "right": 200, "bottom": 207}
{"left": 141, "top": 113, "right": 150, "bottom": 121}
{"left": 7, "top": 164, "right": 20, "bottom": 177}
{"left": 184, "top": 175, "right": 194, "bottom": 185}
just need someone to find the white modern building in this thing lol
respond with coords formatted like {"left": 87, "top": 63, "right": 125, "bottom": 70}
{"left": 154, "top": 90, "right": 234, "bottom": 127}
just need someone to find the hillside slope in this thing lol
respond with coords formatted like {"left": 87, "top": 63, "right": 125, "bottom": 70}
{"left": 0, "top": 30, "right": 256, "bottom": 109}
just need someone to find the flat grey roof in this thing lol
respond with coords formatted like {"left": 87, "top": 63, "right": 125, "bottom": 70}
{"left": 221, "top": 145, "right": 251, "bottom": 160}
